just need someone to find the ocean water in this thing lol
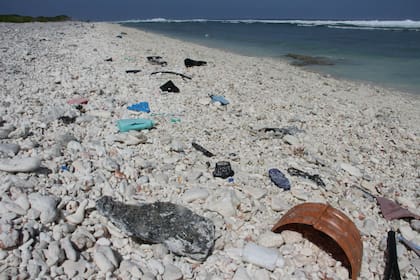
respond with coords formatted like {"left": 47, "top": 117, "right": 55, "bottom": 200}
{"left": 120, "top": 19, "right": 420, "bottom": 94}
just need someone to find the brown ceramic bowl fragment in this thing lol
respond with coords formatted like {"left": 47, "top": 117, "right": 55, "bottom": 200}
{"left": 271, "top": 203, "right": 363, "bottom": 280}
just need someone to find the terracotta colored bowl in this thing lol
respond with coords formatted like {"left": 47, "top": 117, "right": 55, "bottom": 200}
{"left": 271, "top": 203, "right": 363, "bottom": 280}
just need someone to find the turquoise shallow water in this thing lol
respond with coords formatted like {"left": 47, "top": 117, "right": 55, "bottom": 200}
{"left": 121, "top": 20, "right": 420, "bottom": 94}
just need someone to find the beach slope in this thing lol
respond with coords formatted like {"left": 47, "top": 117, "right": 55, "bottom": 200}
{"left": 0, "top": 22, "right": 419, "bottom": 279}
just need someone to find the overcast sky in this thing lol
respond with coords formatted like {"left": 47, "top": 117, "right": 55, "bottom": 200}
{"left": 1, "top": 0, "right": 420, "bottom": 21}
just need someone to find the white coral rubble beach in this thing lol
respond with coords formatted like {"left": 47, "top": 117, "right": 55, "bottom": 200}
{"left": 0, "top": 21, "right": 419, "bottom": 279}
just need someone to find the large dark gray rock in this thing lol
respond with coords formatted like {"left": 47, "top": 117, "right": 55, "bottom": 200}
{"left": 96, "top": 196, "right": 215, "bottom": 261}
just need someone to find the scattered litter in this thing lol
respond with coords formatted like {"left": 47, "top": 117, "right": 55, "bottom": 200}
{"left": 127, "top": 102, "right": 150, "bottom": 113}
{"left": 397, "top": 234, "right": 420, "bottom": 257}
{"left": 192, "top": 142, "right": 214, "bottom": 157}
{"left": 184, "top": 58, "right": 207, "bottom": 67}
{"left": 210, "top": 95, "right": 229, "bottom": 105}
{"left": 67, "top": 97, "right": 88, "bottom": 105}
{"left": 170, "top": 117, "right": 181, "bottom": 123}
{"left": 376, "top": 196, "right": 420, "bottom": 220}
{"left": 287, "top": 167, "right": 325, "bottom": 187}
{"left": 104, "top": 57, "right": 113, "bottom": 62}
{"left": 160, "top": 80, "right": 179, "bottom": 93}
{"left": 272, "top": 203, "right": 363, "bottom": 280}
{"left": 150, "top": 71, "right": 192, "bottom": 80}
{"left": 60, "top": 165, "right": 69, "bottom": 172}
{"left": 58, "top": 116, "right": 77, "bottom": 124}
{"left": 147, "top": 56, "right": 167, "bottom": 66}
{"left": 383, "top": 231, "right": 401, "bottom": 280}
{"left": 268, "top": 168, "right": 291, "bottom": 190}
{"left": 117, "top": 118, "right": 154, "bottom": 132}
{"left": 213, "top": 161, "right": 234, "bottom": 179}
{"left": 260, "top": 126, "right": 304, "bottom": 138}
{"left": 96, "top": 196, "right": 215, "bottom": 261}
{"left": 125, "top": 69, "right": 141, "bottom": 74}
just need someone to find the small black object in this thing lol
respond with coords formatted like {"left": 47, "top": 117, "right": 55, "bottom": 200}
{"left": 287, "top": 167, "right": 325, "bottom": 187}
{"left": 105, "top": 57, "right": 113, "bottom": 62}
{"left": 383, "top": 231, "right": 401, "bottom": 280}
{"left": 74, "top": 105, "right": 84, "bottom": 112}
{"left": 150, "top": 71, "right": 192, "bottom": 80}
{"left": 192, "top": 142, "right": 214, "bottom": 157}
{"left": 58, "top": 116, "right": 77, "bottom": 124}
{"left": 147, "top": 56, "right": 167, "bottom": 66}
{"left": 268, "top": 168, "right": 291, "bottom": 190}
{"left": 125, "top": 70, "right": 141, "bottom": 74}
{"left": 160, "top": 80, "right": 179, "bottom": 93}
{"left": 184, "top": 58, "right": 207, "bottom": 68}
{"left": 261, "top": 126, "right": 304, "bottom": 137}
{"left": 116, "top": 35, "right": 123, "bottom": 38}
{"left": 213, "top": 161, "right": 234, "bottom": 179}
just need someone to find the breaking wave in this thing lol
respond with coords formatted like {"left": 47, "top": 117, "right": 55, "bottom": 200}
{"left": 118, "top": 18, "right": 420, "bottom": 31}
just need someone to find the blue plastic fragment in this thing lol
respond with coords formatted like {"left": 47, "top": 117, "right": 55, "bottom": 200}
{"left": 60, "top": 165, "right": 69, "bottom": 172}
{"left": 228, "top": 177, "right": 234, "bottom": 183}
{"left": 128, "top": 102, "right": 151, "bottom": 113}
{"left": 210, "top": 95, "right": 229, "bottom": 105}
{"left": 269, "top": 168, "right": 291, "bottom": 190}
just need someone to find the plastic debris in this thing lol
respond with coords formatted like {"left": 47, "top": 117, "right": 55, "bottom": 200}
{"left": 376, "top": 196, "right": 420, "bottom": 220}
{"left": 125, "top": 69, "right": 141, "bottom": 74}
{"left": 383, "top": 231, "right": 401, "bottom": 280}
{"left": 160, "top": 80, "right": 179, "bottom": 93}
{"left": 151, "top": 71, "right": 191, "bottom": 80}
{"left": 210, "top": 95, "right": 229, "bottom": 105}
{"left": 104, "top": 57, "right": 113, "bottom": 62}
{"left": 58, "top": 116, "right": 77, "bottom": 124}
{"left": 127, "top": 102, "right": 150, "bottom": 113}
{"left": 397, "top": 234, "right": 420, "bottom": 257}
{"left": 117, "top": 118, "right": 154, "bottom": 132}
{"left": 260, "top": 126, "right": 304, "bottom": 137}
{"left": 192, "top": 142, "right": 214, "bottom": 157}
{"left": 268, "top": 168, "right": 291, "bottom": 190}
{"left": 96, "top": 196, "right": 215, "bottom": 261}
{"left": 213, "top": 161, "right": 234, "bottom": 179}
{"left": 60, "top": 165, "right": 69, "bottom": 172}
{"left": 184, "top": 58, "right": 207, "bottom": 67}
{"left": 67, "top": 98, "right": 88, "bottom": 105}
{"left": 287, "top": 167, "right": 325, "bottom": 187}
{"left": 147, "top": 56, "right": 167, "bottom": 66}
{"left": 272, "top": 203, "right": 363, "bottom": 280}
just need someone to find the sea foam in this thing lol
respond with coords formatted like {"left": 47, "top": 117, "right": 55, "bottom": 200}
{"left": 117, "top": 18, "right": 420, "bottom": 31}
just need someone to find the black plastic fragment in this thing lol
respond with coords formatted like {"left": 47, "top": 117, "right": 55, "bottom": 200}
{"left": 184, "top": 58, "right": 207, "bottom": 68}
{"left": 160, "top": 80, "right": 179, "bottom": 93}
{"left": 383, "top": 231, "right": 401, "bottom": 280}
{"left": 105, "top": 57, "right": 113, "bottom": 62}
{"left": 58, "top": 116, "right": 77, "bottom": 124}
{"left": 126, "top": 69, "right": 141, "bottom": 74}
{"left": 147, "top": 56, "right": 167, "bottom": 66}
{"left": 151, "top": 71, "right": 192, "bottom": 80}
{"left": 213, "top": 161, "right": 234, "bottom": 179}
{"left": 287, "top": 167, "right": 325, "bottom": 187}
{"left": 192, "top": 142, "right": 214, "bottom": 157}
